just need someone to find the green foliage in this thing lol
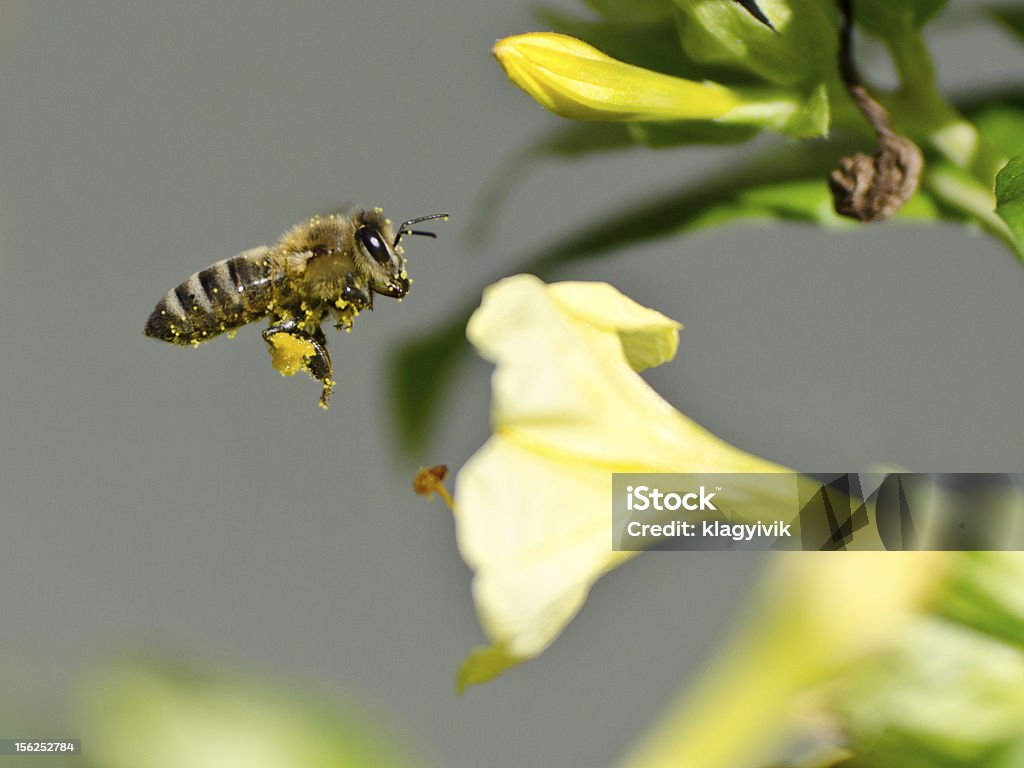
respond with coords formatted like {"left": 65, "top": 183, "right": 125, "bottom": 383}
{"left": 390, "top": 315, "right": 469, "bottom": 455}
{"left": 838, "top": 618, "right": 1024, "bottom": 768}
{"left": 394, "top": 2, "right": 1024, "bottom": 452}
{"left": 970, "top": 101, "right": 1024, "bottom": 159}
{"left": 935, "top": 552, "right": 1024, "bottom": 648}
{"left": 995, "top": 156, "right": 1024, "bottom": 260}
{"left": 829, "top": 552, "right": 1024, "bottom": 767}
{"left": 673, "top": 0, "right": 839, "bottom": 89}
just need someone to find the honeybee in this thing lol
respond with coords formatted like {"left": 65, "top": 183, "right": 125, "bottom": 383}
{"left": 144, "top": 207, "right": 447, "bottom": 408}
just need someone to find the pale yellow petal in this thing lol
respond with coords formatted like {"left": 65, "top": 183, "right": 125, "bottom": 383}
{"left": 547, "top": 281, "right": 681, "bottom": 370}
{"left": 466, "top": 274, "right": 786, "bottom": 472}
{"left": 456, "top": 438, "right": 635, "bottom": 658}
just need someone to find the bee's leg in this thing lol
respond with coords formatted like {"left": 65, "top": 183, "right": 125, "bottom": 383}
{"left": 308, "top": 326, "right": 336, "bottom": 409}
{"left": 306, "top": 325, "right": 331, "bottom": 379}
{"left": 335, "top": 276, "right": 372, "bottom": 330}
{"left": 262, "top": 321, "right": 335, "bottom": 408}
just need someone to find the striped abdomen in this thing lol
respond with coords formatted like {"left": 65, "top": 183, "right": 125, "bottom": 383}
{"left": 144, "top": 246, "right": 278, "bottom": 345}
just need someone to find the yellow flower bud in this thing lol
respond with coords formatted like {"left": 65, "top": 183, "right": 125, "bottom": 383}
{"left": 493, "top": 32, "right": 740, "bottom": 122}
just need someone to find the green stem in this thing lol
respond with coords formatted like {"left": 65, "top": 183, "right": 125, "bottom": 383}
{"left": 868, "top": 20, "right": 1014, "bottom": 247}
{"left": 886, "top": 17, "right": 936, "bottom": 91}
{"left": 925, "top": 164, "right": 1015, "bottom": 248}
{"left": 884, "top": 25, "right": 1007, "bottom": 184}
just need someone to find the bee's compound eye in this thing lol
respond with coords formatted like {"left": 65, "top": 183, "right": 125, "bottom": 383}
{"left": 356, "top": 226, "right": 391, "bottom": 265}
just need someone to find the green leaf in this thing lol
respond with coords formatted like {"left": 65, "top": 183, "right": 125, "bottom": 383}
{"left": 80, "top": 660, "right": 421, "bottom": 768}
{"left": 779, "top": 80, "right": 831, "bottom": 138}
{"left": 838, "top": 551, "right": 1024, "bottom": 765}
{"left": 838, "top": 617, "right": 1024, "bottom": 768}
{"left": 995, "top": 156, "right": 1024, "bottom": 260}
{"left": 389, "top": 315, "right": 469, "bottom": 455}
{"left": 455, "top": 645, "right": 524, "bottom": 694}
{"left": 935, "top": 552, "right": 1024, "bottom": 649}
{"left": 920, "top": 158, "right": 1019, "bottom": 251}
{"left": 519, "top": 140, "right": 938, "bottom": 272}
{"left": 911, "top": 0, "right": 948, "bottom": 25}
{"left": 673, "top": 0, "right": 839, "bottom": 89}
{"left": 971, "top": 103, "right": 1024, "bottom": 159}
{"left": 721, "top": 81, "right": 833, "bottom": 139}
{"left": 731, "top": 0, "right": 775, "bottom": 30}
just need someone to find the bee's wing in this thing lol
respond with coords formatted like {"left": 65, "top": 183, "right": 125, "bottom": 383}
{"left": 232, "top": 245, "right": 273, "bottom": 261}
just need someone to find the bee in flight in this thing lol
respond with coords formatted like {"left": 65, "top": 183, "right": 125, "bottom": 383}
{"left": 144, "top": 207, "right": 447, "bottom": 408}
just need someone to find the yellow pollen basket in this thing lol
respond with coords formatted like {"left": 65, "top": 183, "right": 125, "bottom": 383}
{"left": 267, "top": 333, "right": 316, "bottom": 377}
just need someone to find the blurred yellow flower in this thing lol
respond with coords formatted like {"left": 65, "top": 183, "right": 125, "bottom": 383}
{"left": 453, "top": 274, "right": 793, "bottom": 691}
{"left": 619, "top": 552, "right": 951, "bottom": 768}
{"left": 493, "top": 32, "right": 740, "bottom": 122}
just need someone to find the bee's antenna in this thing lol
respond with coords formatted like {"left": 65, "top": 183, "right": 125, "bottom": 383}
{"left": 394, "top": 212, "right": 449, "bottom": 247}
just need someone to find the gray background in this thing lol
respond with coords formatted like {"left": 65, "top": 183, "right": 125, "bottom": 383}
{"left": 0, "top": 1, "right": 1021, "bottom": 766}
